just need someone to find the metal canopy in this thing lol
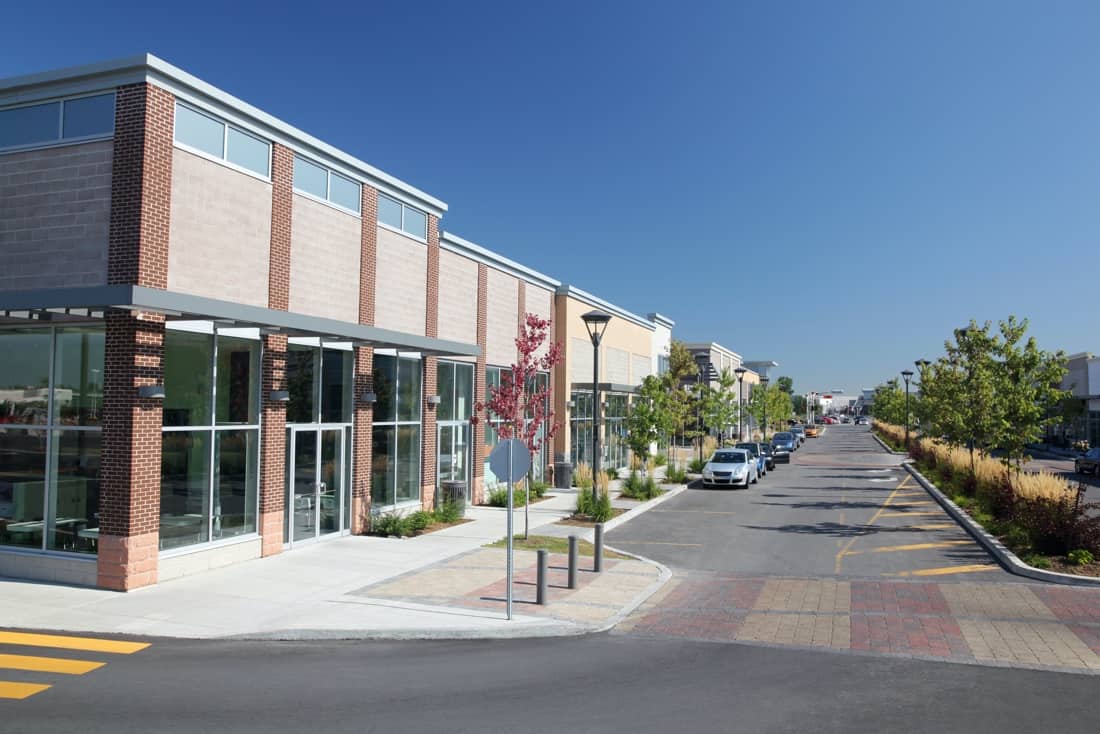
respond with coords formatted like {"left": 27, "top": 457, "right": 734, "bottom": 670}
{"left": 569, "top": 382, "right": 639, "bottom": 395}
{"left": 0, "top": 285, "right": 480, "bottom": 357}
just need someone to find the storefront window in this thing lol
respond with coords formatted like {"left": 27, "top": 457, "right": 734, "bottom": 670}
{"left": 0, "top": 327, "right": 103, "bottom": 555}
{"left": 161, "top": 327, "right": 260, "bottom": 551}
{"left": 286, "top": 345, "right": 317, "bottom": 424}
{"left": 372, "top": 354, "right": 422, "bottom": 507}
{"left": 320, "top": 348, "right": 353, "bottom": 423}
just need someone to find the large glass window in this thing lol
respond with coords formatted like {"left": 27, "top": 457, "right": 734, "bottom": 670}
{"left": 174, "top": 102, "right": 270, "bottom": 178}
{"left": 287, "top": 345, "right": 317, "bottom": 423}
{"left": 372, "top": 355, "right": 422, "bottom": 507}
{"left": 0, "top": 327, "right": 103, "bottom": 555}
{"left": 160, "top": 328, "right": 261, "bottom": 551}
{"left": 293, "top": 155, "right": 361, "bottom": 214}
{"left": 377, "top": 194, "right": 427, "bottom": 239}
{"left": 321, "top": 349, "right": 353, "bottom": 423}
{"left": 1, "top": 93, "right": 115, "bottom": 151}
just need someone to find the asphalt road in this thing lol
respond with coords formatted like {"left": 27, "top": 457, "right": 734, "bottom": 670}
{"left": 608, "top": 424, "right": 1008, "bottom": 580}
{"left": 4, "top": 633, "right": 1100, "bottom": 733}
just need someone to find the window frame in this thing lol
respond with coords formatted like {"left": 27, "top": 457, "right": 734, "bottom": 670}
{"left": 292, "top": 153, "right": 362, "bottom": 216}
{"left": 371, "top": 354, "right": 424, "bottom": 510}
{"left": 0, "top": 91, "right": 116, "bottom": 155}
{"left": 173, "top": 101, "right": 272, "bottom": 182}
{"left": 377, "top": 193, "right": 428, "bottom": 242}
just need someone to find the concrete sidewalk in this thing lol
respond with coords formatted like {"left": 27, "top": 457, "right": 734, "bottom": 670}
{"left": 0, "top": 487, "right": 676, "bottom": 641}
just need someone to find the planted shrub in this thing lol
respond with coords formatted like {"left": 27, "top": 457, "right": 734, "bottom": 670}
{"left": 1068, "top": 549, "right": 1095, "bottom": 566}
{"left": 575, "top": 487, "right": 593, "bottom": 517}
{"left": 433, "top": 501, "right": 461, "bottom": 524}
{"left": 373, "top": 512, "right": 409, "bottom": 537}
{"left": 489, "top": 485, "right": 528, "bottom": 508}
{"left": 589, "top": 490, "right": 614, "bottom": 523}
{"left": 702, "top": 436, "right": 719, "bottom": 457}
{"left": 529, "top": 481, "right": 550, "bottom": 499}
{"left": 406, "top": 510, "right": 432, "bottom": 533}
{"left": 574, "top": 462, "right": 594, "bottom": 491}
{"left": 664, "top": 463, "right": 688, "bottom": 484}
{"left": 688, "top": 457, "right": 707, "bottom": 473}
{"left": 605, "top": 467, "right": 619, "bottom": 482}
{"left": 654, "top": 453, "right": 668, "bottom": 467}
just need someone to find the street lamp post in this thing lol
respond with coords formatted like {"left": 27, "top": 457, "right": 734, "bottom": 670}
{"left": 582, "top": 310, "right": 612, "bottom": 507}
{"left": 760, "top": 376, "right": 770, "bottom": 441}
{"left": 901, "top": 369, "right": 914, "bottom": 447}
{"left": 734, "top": 367, "right": 747, "bottom": 440}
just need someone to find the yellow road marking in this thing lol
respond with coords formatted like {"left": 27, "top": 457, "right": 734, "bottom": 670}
{"left": 610, "top": 541, "right": 703, "bottom": 547}
{"left": 892, "top": 564, "right": 999, "bottom": 577}
{"left": 840, "top": 540, "right": 974, "bottom": 556}
{"left": 0, "top": 681, "right": 51, "bottom": 699}
{"left": 880, "top": 511, "right": 945, "bottom": 517}
{"left": 0, "top": 631, "right": 149, "bottom": 655}
{"left": 905, "top": 524, "right": 958, "bottom": 530}
{"left": 0, "top": 654, "right": 105, "bottom": 675}
{"left": 835, "top": 476, "right": 909, "bottom": 573}
{"left": 885, "top": 500, "right": 934, "bottom": 507}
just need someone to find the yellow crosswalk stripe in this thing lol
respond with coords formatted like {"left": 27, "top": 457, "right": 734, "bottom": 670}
{"left": 0, "top": 654, "right": 105, "bottom": 675}
{"left": 892, "top": 564, "right": 999, "bottom": 577}
{"left": 0, "top": 631, "right": 149, "bottom": 654}
{"left": 0, "top": 681, "right": 52, "bottom": 699}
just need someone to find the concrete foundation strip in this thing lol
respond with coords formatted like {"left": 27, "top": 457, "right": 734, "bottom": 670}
{"left": 903, "top": 462, "right": 1100, "bottom": 587}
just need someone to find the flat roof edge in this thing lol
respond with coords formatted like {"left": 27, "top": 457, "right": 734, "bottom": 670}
{"left": 555, "top": 284, "right": 654, "bottom": 331}
{"left": 440, "top": 231, "right": 560, "bottom": 291}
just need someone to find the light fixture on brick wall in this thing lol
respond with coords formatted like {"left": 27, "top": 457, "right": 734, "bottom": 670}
{"left": 360, "top": 392, "right": 377, "bottom": 405}
{"left": 137, "top": 384, "right": 166, "bottom": 399}
{"left": 269, "top": 390, "right": 290, "bottom": 402}
{"left": 426, "top": 395, "right": 442, "bottom": 407}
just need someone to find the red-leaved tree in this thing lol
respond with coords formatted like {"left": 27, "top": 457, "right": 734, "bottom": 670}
{"left": 473, "top": 313, "right": 563, "bottom": 531}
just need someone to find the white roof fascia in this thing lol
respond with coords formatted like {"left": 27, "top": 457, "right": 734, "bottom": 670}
{"left": 647, "top": 312, "right": 675, "bottom": 329}
{"left": 684, "top": 342, "right": 744, "bottom": 363}
{"left": 439, "top": 231, "right": 560, "bottom": 292}
{"left": 0, "top": 54, "right": 447, "bottom": 218}
{"left": 555, "top": 285, "right": 654, "bottom": 331}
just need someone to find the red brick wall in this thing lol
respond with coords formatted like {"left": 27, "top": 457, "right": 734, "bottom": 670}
{"left": 472, "top": 263, "right": 489, "bottom": 503}
{"left": 268, "top": 144, "right": 294, "bottom": 311}
{"left": 98, "top": 82, "right": 174, "bottom": 591}
{"left": 107, "top": 83, "right": 173, "bottom": 289}
{"left": 353, "top": 184, "right": 379, "bottom": 532}
{"left": 420, "top": 214, "right": 440, "bottom": 507}
{"left": 258, "top": 144, "right": 294, "bottom": 554}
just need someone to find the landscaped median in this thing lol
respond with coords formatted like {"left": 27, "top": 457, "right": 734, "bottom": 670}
{"left": 874, "top": 421, "right": 1100, "bottom": 581}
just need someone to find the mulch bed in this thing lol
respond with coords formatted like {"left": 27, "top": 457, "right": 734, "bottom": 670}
{"left": 555, "top": 508, "right": 628, "bottom": 527}
{"left": 1040, "top": 557, "right": 1100, "bottom": 577}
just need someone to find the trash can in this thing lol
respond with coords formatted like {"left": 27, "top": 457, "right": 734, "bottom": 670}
{"left": 553, "top": 462, "right": 573, "bottom": 489}
{"left": 437, "top": 480, "right": 467, "bottom": 517}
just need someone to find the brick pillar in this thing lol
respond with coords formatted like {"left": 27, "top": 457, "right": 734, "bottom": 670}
{"left": 257, "top": 144, "right": 294, "bottom": 555}
{"left": 97, "top": 82, "right": 174, "bottom": 591}
{"left": 259, "top": 334, "right": 287, "bottom": 555}
{"left": 473, "top": 263, "right": 489, "bottom": 504}
{"left": 352, "top": 184, "right": 379, "bottom": 532}
{"left": 421, "top": 215, "right": 440, "bottom": 509}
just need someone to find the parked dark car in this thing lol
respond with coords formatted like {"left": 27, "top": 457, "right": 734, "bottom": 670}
{"left": 790, "top": 426, "right": 806, "bottom": 445}
{"left": 771, "top": 432, "right": 796, "bottom": 461}
{"left": 756, "top": 442, "right": 777, "bottom": 470}
{"left": 1076, "top": 448, "right": 1100, "bottom": 475}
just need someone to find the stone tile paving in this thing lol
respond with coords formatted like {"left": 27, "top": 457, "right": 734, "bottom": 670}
{"left": 617, "top": 572, "right": 1100, "bottom": 674}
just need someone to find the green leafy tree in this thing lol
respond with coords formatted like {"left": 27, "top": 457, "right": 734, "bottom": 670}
{"left": 626, "top": 375, "right": 673, "bottom": 472}
{"left": 791, "top": 393, "right": 807, "bottom": 419}
{"left": 665, "top": 340, "right": 699, "bottom": 447}
{"left": 870, "top": 379, "right": 906, "bottom": 425}
{"left": 991, "top": 316, "right": 1068, "bottom": 471}
{"left": 747, "top": 384, "right": 794, "bottom": 436}
{"left": 703, "top": 367, "right": 740, "bottom": 442}
{"left": 776, "top": 376, "right": 794, "bottom": 394}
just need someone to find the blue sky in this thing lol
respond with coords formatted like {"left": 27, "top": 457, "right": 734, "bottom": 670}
{"left": 5, "top": 1, "right": 1099, "bottom": 395}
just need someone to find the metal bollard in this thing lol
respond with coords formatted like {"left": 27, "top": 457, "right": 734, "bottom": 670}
{"left": 568, "top": 535, "right": 578, "bottom": 589}
{"left": 536, "top": 549, "right": 548, "bottom": 605}
{"left": 594, "top": 523, "right": 604, "bottom": 572}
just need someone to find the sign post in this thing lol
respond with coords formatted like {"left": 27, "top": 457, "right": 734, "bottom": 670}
{"left": 489, "top": 439, "right": 530, "bottom": 620}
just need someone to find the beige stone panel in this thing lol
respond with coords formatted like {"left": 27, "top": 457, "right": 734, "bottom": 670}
{"left": 0, "top": 141, "right": 112, "bottom": 291}
{"left": 168, "top": 150, "right": 272, "bottom": 306}
{"left": 437, "top": 249, "right": 478, "bottom": 344}
{"left": 631, "top": 354, "right": 651, "bottom": 384}
{"left": 374, "top": 226, "right": 427, "bottom": 335}
{"left": 289, "top": 195, "right": 360, "bottom": 322}
{"left": 526, "top": 285, "right": 554, "bottom": 360}
{"left": 753, "top": 579, "right": 851, "bottom": 614}
{"left": 957, "top": 619, "right": 1100, "bottom": 669}
{"left": 558, "top": 294, "right": 653, "bottom": 386}
{"left": 605, "top": 347, "right": 629, "bottom": 384}
{"left": 485, "top": 268, "right": 519, "bottom": 366}
{"left": 940, "top": 583, "right": 1056, "bottom": 621}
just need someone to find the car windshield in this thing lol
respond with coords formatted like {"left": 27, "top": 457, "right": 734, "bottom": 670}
{"left": 711, "top": 452, "right": 745, "bottom": 464}
{"left": 774, "top": 433, "right": 793, "bottom": 440}
{"left": 735, "top": 443, "right": 759, "bottom": 455}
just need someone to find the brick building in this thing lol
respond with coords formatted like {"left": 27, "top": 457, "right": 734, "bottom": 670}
{"left": 0, "top": 55, "right": 678, "bottom": 590}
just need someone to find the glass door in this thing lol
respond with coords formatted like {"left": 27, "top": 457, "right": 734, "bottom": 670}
{"left": 437, "top": 423, "right": 470, "bottom": 499}
{"left": 286, "top": 427, "right": 344, "bottom": 545}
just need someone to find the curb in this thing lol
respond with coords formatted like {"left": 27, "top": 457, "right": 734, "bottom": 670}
{"left": 903, "top": 462, "right": 1100, "bottom": 587}
{"left": 871, "top": 432, "right": 908, "bottom": 456}
{"left": 602, "top": 483, "right": 689, "bottom": 534}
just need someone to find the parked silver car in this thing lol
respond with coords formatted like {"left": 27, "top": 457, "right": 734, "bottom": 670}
{"left": 701, "top": 449, "right": 758, "bottom": 489}
{"left": 1076, "top": 448, "right": 1100, "bottom": 475}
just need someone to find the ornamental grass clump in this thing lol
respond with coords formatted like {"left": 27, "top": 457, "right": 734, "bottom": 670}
{"left": 573, "top": 462, "right": 593, "bottom": 491}
{"left": 702, "top": 435, "right": 719, "bottom": 458}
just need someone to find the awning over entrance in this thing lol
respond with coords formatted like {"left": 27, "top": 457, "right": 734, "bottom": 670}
{"left": 570, "top": 382, "right": 640, "bottom": 394}
{"left": 0, "top": 285, "right": 480, "bottom": 357}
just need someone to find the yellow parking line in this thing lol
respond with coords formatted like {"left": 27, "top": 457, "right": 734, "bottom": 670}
{"left": 886, "top": 500, "right": 934, "bottom": 507}
{"left": 835, "top": 476, "right": 910, "bottom": 573}
{"left": 0, "top": 631, "right": 149, "bottom": 655}
{"left": 880, "top": 511, "right": 944, "bottom": 517}
{"left": 0, "top": 681, "right": 52, "bottom": 699}
{"left": 892, "top": 564, "right": 999, "bottom": 577}
{"left": 907, "top": 524, "right": 958, "bottom": 530}
{"left": 841, "top": 540, "right": 974, "bottom": 556}
{"left": 0, "top": 654, "right": 105, "bottom": 675}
